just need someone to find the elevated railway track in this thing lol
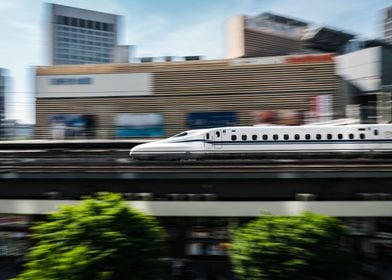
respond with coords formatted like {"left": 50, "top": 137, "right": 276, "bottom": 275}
{"left": 0, "top": 141, "right": 391, "bottom": 173}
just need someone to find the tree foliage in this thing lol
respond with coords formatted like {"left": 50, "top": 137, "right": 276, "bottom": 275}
{"left": 229, "top": 212, "right": 353, "bottom": 280}
{"left": 14, "top": 193, "right": 164, "bottom": 280}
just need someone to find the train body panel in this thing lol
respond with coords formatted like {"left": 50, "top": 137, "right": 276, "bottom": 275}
{"left": 129, "top": 125, "right": 392, "bottom": 160}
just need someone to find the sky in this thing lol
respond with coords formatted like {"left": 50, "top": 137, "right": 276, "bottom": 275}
{"left": 0, "top": 0, "right": 390, "bottom": 124}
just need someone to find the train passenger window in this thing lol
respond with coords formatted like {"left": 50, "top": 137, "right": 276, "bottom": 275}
{"left": 374, "top": 129, "right": 379, "bottom": 136}
{"left": 316, "top": 134, "right": 322, "bottom": 140}
{"left": 252, "top": 135, "right": 257, "bottom": 140}
{"left": 263, "top": 135, "right": 268, "bottom": 140}
{"left": 360, "top": 133, "right": 365, "bottom": 139}
{"left": 295, "top": 134, "right": 300, "bottom": 140}
{"left": 206, "top": 133, "right": 210, "bottom": 140}
{"left": 216, "top": 131, "right": 220, "bottom": 137}
{"left": 349, "top": 134, "right": 354, "bottom": 139}
{"left": 273, "top": 134, "right": 278, "bottom": 140}
{"left": 338, "top": 134, "right": 343, "bottom": 140}
{"left": 327, "top": 134, "right": 332, "bottom": 140}
{"left": 284, "top": 134, "right": 289, "bottom": 140}
{"left": 305, "top": 134, "right": 311, "bottom": 140}
{"left": 231, "top": 135, "right": 237, "bottom": 141}
{"left": 242, "top": 135, "right": 247, "bottom": 141}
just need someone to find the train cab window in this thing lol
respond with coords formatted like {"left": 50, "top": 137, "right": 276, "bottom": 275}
{"left": 316, "top": 134, "right": 322, "bottom": 140}
{"left": 172, "top": 132, "right": 188, "bottom": 138}
{"left": 252, "top": 135, "right": 257, "bottom": 140}
{"left": 231, "top": 135, "right": 237, "bottom": 141}
{"left": 349, "top": 134, "right": 354, "bottom": 139}
{"left": 284, "top": 134, "right": 289, "bottom": 140}
{"left": 294, "top": 134, "right": 300, "bottom": 140}
{"left": 305, "top": 134, "right": 311, "bottom": 140}
{"left": 327, "top": 134, "right": 332, "bottom": 140}
{"left": 374, "top": 129, "right": 379, "bottom": 136}
{"left": 273, "top": 134, "right": 278, "bottom": 140}
{"left": 338, "top": 134, "right": 343, "bottom": 140}
{"left": 242, "top": 135, "right": 247, "bottom": 141}
{"left": 360, "top": 133, "right": 365, "bottom": 139}
{"left": 206, "top": 133, "right": 210, "bottom": 140}
{"left": 263, "top": 134, "right": 268, "bottom": 140}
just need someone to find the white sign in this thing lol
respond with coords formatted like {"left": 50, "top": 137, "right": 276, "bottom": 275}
{"left": 36, "top": 73, "right": 152, "bottom": 98}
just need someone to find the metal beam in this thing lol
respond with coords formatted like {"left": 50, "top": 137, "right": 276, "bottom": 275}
{"left": 0, "top": 200, "right": 391, "bottom": 217}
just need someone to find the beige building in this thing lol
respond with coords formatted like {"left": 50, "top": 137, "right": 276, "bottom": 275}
{"left": 35, "top": 54, "right": 339, "bottom": 139}
{"left": 226, "top": 13, "right": 353, "bottom": 59}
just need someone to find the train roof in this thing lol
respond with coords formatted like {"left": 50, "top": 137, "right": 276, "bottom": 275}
{"left": 207, "top": 124, "right": 392, "bottom": 130}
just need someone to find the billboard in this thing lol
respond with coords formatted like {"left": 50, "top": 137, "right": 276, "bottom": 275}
{"left": 114, "top": 113, "right": 164, "bottom": 138}
{"left": 311, "top": 95, "right": 333, "bottom": 122}
{"left": 36, "top": 73, "right": 153, "bottom": 98}
{"left": 253, "top": 110, "right": 304, "bottom": 126}
{"left": 50, "top": 114, "right": 96, "bottom": 139}
{"left": 187, "top": 112, "right": 237, "bottom": 129}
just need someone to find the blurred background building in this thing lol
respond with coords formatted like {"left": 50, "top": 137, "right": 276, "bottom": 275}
{"left": 33, "top": 9, "right": 392, "bottom": 139}
{"left": 384, "top": 7, "right": 392, "bottom": 44}
{"left": 0, "top": 69, "right": 5, "bottom": 139}
{"left": 226, "top": 12, "right": 354, "bottom": 59}
{"left": 47, "top": 3, "right": 131, "bottom": 65}
{"left": 35, "top": 54, "right": 339, "bottom": 139}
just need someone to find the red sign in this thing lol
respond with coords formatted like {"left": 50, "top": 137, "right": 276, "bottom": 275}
{"left": 285, "top": 53, "right": 334, "bottom": 64}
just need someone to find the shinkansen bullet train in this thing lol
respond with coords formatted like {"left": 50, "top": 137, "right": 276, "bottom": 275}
{"left": 129, "top": 124, "right": 392, "bottom": 160}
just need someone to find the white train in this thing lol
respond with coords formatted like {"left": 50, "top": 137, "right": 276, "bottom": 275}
{"left": 129, "top": 124, "right": 392, "bottom": 160}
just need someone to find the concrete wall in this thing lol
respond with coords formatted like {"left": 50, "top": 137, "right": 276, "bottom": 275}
{"left": 335, "top": 47, "right": 382, "bottom": 92}
{"left": 225, "top": 15, "right": 245, "bottom": 59}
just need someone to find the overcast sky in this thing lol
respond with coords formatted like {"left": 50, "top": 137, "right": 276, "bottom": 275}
{"left": 0, "top": 0, "right": 390, "bottom": 124}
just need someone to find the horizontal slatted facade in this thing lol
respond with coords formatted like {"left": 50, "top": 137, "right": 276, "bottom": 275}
{"left": 244, "top": 29, "right": 302, "bottom": 57}
{"left": 35, "top": 59, "right": 338, "bottom": 139}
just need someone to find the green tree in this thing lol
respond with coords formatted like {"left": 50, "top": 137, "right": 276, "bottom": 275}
{"left": 14, "top": 193, "right": 164, "bottom": 280}
{"left": 229, "top": 212, "right": 353, "bottom": 280}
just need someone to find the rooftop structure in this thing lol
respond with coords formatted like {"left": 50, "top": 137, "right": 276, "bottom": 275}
{"left": 226, "top": 12, "right": 354, "bottom": 58}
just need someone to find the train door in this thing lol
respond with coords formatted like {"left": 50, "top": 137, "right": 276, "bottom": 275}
{"left": 213, "top": 129, "right": 223, "bottom": 149}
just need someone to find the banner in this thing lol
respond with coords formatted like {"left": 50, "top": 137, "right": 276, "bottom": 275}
{"left": 114, "top": 113, "right": 164, "bottom": 137}
{"left": 187, "top": 112, "right": 237, "bottom": 129}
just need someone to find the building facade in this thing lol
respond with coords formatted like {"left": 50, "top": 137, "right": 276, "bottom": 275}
{"left": 384, "top": 7, "right": 392, "bottom": 44}
{"left": 336, "top": 46, "right": 392, "bottom": 123}
{"left": 35, "top": 53, "right": 341, "bottom": 139}
{"left": 0, "top": 69, "right": 6, "bottom": 139}
{"left": 47, "top": 3, "right": 119, "bottom": 65}
{"left": 226, "top": 12, "right": 353, "bottom": 59}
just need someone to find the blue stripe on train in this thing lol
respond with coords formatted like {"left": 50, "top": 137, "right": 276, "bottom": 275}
{"left": 175, "top": 139, "right": 392, "bottom": 145}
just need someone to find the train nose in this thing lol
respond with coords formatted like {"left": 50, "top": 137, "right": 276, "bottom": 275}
{"left": 129, "top": 143, "right": 151, "bottom": 159}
